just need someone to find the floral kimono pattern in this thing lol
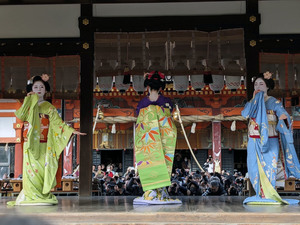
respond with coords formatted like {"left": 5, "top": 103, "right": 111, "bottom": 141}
{"left": 242, "top": 92, "right": 300, "bottom": 205}
{"left": 8, "top": 94, "right": 74, "bottom": 205}
{"left": 135, "top": 105, "right": 177, "bottom": 191}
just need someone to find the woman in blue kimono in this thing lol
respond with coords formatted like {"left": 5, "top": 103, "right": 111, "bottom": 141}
{"left": 242, "top": 71, "right": 300, "bottom": 205}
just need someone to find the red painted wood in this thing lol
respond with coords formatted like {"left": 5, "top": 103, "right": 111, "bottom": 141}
{"left": 14, "top": 143, "right": 23, "bottom": 178}
{"left": 212, "top": 121, "right": 222, "bottom": 171}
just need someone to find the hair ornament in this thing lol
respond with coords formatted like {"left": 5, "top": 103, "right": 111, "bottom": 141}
{"left": 263, "top": 71, "right": 272, "bottom": 80}
{"left": 144, "top": 72, "right": 149, "bottom": 79}
{"left": 41, "top": 73, "right": 50, "bottom": 82}
{"left": 147, "top": 71, "right": 165, "bottom": 80}
{"left": 27, "top": 77, "right": 34, "bottom": 85}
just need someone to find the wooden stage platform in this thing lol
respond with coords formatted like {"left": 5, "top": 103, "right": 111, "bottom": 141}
{"left": 0, "top": 196, "right": 300, "bottom": 225}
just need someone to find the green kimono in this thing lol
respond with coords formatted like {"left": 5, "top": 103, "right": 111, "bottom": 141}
{"left": 8, "top": 94, "right": 74, "bottom": 205}
{"left": 135, "top": 105, "right": 177, "bottom": 191}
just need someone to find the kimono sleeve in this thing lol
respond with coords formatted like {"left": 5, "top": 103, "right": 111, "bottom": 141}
{"left": 15, "top": 94, "right": 38, "bottom": 121}
{"left": 273, "top": 98, "right": 289, "bottom": 119}
{"left": 47, "top": 104, "right": 74, "bottom": 156}
{"left": 241, "top": 93, "right": 260, "bottom": 119}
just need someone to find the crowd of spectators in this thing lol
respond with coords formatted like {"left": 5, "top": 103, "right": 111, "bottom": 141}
{"left": 91, "top": 157, "right": 245, "bottom": 197}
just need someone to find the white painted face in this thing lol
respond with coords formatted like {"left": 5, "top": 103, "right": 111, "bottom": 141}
{"left": 32, "top": 81, "right": 46, "bottom": 99}
{"left": 254, "top": 78, "right": 268, "bottom": 93}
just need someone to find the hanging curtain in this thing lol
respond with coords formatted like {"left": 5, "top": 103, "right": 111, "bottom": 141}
{"left": 132, "top": 75, "right": 145, "bottom": 94}
{"left": 190, "top": 74, "right": 205, "bottom": 91}
{"left": 115, "top": 75, "right": 130, "bottom": 93}
{"left": 173, "top": 75, "right": 189, "bottom": 94}
{"left": 3, "top": 57, "right": 27, "bottom": 94}
{"left": 225, "top": 76, "right": 241, "bottom": 90}
{"left": 99, "top": 76, "right": 113, "bottom": 93}
{"left": 209, "top": 75, "right": 224, "bottom": 93}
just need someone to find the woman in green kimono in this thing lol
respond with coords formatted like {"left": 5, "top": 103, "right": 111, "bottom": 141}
{"left": 8, "top": 74, "right": 86, "bottom": 206}
{"left": 133, "top": 71, "right": 181, "bottom": 205}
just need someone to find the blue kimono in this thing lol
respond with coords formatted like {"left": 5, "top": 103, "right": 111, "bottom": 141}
{"left": 242, "top": 92, "right": 300, "bottom": 204}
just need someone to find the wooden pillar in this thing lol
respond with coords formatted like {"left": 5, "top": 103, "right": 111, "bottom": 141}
{"left": 13, "top": 121, "right": 23, "bottom": 178}
{"left": 212, "top": 121, "right": 222, "bottom": 172}
{"left": 244, "top": 0, "right": 260, "bottom": 100}
{"left": 14, "top": 143, "right": 23, "bottom": 178}
{"left": 79, "top": 4, "right": 94, "bottom": 197}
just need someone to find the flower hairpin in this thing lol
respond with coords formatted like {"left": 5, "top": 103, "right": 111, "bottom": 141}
{"left": 263, "top": 71, "right": 272, "bottom": 80}
{"left": 41, "top": 74, "right": 50, "bottom": 82}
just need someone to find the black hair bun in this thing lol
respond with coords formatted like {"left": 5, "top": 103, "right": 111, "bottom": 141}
{"left": 144, "top": 71, "right": 166, "bottom": 91}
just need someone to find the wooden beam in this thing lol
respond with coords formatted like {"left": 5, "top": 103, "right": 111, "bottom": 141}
{"left": 0, "top": 0, "right": 245, "bottom": 5}
{"left": 93, "top": 15, "right": 247, "bottom": 33}
{"left": 0, "top": 38, "right": 80, "bottom": 57}
{"left": 259, "top": 34, "right": 300, "bottom": 54}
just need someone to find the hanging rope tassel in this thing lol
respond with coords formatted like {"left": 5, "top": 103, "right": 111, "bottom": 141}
{"left": 191, "top": 122, "right": 196, "bottom": 134}
{"left": 174, "top": 105, "right": 204, "bottom": 172}
{"left": 231, "top": 120, "right": 236, "bottom": 132}
{"left": 111, "top": 124, "right": 116, "bottom": 134}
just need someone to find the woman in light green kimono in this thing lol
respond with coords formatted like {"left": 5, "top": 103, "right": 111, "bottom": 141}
{"left": 8, "top": 75, "right": 86, "bottom": 206}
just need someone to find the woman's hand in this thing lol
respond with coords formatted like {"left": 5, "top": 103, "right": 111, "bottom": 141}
{"left": 279, "top": 114, "right": 287, "bottom": 120}
{"left": 73, "top": 130, "right": 87, "bottom": 136}
{"left": 27, "top": 91, "right": 36, "bottom": 96}
{"left": 252, "top": 90, "right": 260, "bottom": 99}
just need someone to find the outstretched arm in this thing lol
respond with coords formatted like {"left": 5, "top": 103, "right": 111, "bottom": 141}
{"left": 73, "top": 130, "right": 87, "bottom": 136}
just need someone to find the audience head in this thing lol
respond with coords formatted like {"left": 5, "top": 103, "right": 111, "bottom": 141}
{"left": 210, "top": 180, "right": 220, "bottom": 192}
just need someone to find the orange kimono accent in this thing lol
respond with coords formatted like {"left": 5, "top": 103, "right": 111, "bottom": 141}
{"left": 23, "top": 114, "right": 49, "bottom": 143}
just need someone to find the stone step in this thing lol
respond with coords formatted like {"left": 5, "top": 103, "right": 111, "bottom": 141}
{"left": 31, "top": 212, "right": 300, "bottom": 225}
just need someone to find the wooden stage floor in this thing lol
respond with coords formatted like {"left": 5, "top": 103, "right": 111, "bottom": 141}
{"left": 0, "top": 196, "right": 300, "bottom": 225}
